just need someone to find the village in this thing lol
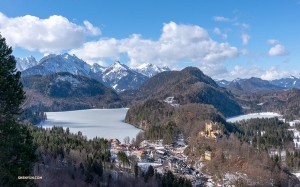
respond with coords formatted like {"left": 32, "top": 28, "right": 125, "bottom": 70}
{"left": 103, "top": 98, "right": 300, "bottom": 186}
{"left": 105, "top": 117, "right": 300, "bottom": 187}
{"left": 106, "top": 121, "right": 221, "bottom": 187}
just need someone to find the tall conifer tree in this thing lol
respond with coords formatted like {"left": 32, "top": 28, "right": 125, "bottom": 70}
{"left": 0, "top": 34, "right": 37, "bottom": 187}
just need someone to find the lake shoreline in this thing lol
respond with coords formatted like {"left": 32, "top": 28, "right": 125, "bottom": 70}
{"left": 38, "top": 108, "right": 142, "bottom": 141}
{"left": 226, "top": 112, "right": 282, "bottom": 123}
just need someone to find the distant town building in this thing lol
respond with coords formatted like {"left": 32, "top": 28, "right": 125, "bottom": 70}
{"left": 205, "top": 151, "right": 212, "bottom": 161}
{"left": 164, "top": 97, "right": 174, "bottom": 104}
{"left": 111, "top": 138, "right": 121, "bottom": 147}
{"left": 136, "top": 151, "right": 147, "bottom": 160}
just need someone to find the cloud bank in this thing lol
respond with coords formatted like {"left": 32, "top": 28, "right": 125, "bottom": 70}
{"left": 0, "top": 13, "right": 100, "bottom": 53}
{"left": 269, "top": 44, "right": 290, "bottom": 56}
{"left": 70, "top": 22, "right": 239, "bottom": 69}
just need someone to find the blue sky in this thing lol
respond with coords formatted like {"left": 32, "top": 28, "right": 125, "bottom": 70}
{"left": 0, "top": 0, "right": 299, "bottom": 80}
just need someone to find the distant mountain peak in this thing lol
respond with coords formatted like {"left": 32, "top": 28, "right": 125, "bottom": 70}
{"left": 287, "top": 75, "right": 296, "bottom": 79}
{"left": 91, "top": 63, "right": 105, "bottom": 73}
{"left": 270, "top": 75, "right": 300, "bottom": 89}
{"left": 135, "top": 63, "right": 170, "bottom": 77}
{"left": 22, "top": 53, "right": 92, "bottom": 77}
{"left": 233, "top": 77, "right": 241, "bottom": 82}
{"left": 16, "top": 56, "right": 38, "bottom": 71}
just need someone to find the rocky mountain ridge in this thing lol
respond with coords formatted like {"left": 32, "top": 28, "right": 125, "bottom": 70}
{"left": 18, "top": 53, "right": 170, "bottom": 92}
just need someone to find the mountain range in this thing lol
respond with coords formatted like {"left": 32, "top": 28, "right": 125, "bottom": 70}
{"left": 226, "top": 77, "right": 284, "bottom": 95}
{"left": 17, "top": 53, "right": 300, "bottom": 94}
{"left": 18, "top": 53, "right": 170, "bottom": 92}
{"left": 215, "top": 76, "right": 300, "bottom": 91}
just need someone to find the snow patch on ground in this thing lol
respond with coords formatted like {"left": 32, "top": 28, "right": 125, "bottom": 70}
{"left": 55, "top": 75, "right": 81, "bottom": 85}
{"left": 227, "top": 112, "right": 282, "bottom": 123}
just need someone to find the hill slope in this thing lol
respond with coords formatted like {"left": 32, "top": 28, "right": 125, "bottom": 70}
{"left": 227, "top": 77, "right": 284, "bottom": 95}
{"left": 21, "top": 72, "right": 126, "bottom": 111}
{"left": 123, "top": 67, "right": 242, "bottom": 117}
{"left": 236, "top": 88, "right": 300, "bottom": 120}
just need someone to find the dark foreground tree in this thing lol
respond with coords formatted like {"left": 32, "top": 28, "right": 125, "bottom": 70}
{"left": 0, "top": 34, "right": 37, "bottom": 187}
{"left": 0, "top": 35, "right": 25, "bottom": 120}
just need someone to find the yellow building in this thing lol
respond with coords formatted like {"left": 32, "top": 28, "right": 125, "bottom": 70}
{"left": 205, "top": 151, "right": 212, "bottom": 160}
{"left": 205, "top": 121, "right": 221, "bottom": 138}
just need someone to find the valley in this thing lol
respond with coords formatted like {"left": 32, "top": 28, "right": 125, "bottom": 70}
{"left": 8, "top": 53, "right": 300, "bottom": 186}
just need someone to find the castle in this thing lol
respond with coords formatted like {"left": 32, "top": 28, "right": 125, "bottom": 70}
{"left": 199, "top": 121, "right": 221, "bottom": 139}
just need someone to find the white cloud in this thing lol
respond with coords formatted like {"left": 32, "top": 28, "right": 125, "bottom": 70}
{"left": 199, "top": 62, "right": 228, "bottom": 76}
{"left": 213, "top": 28, "right": 227, "bottom": 39}
{"left": 212, "top": 64, "right": 300, "bottom": 81}
{"left": 241, "top": 23, "right": 250, "bottom": 29}
{"left": 233, "top": 22, "right": 250, "bottom": 29}
{"left": 261, "top": 66, "right": 289, "bottom": 80}
{"left": 240, "top": 49, "right": 250, "bottom": 56}
{"left": 0, "top": 12, "right": 101, "bottom": 53}
{"left": 268, "top": 44, "right": 290, "bottom": 56}
{"left": 241, "top": 33, "right": 250, "bottom": 45}
{"left": 222, "top": 34, "right": 228, "bottom": 39}
{"left": 213, "top": 27, "right": 221, "bottom": 34}
{"left": 70, "top": 22, "right": 239, "bottom": 69}
{"left": 267, "top": 39, "right": 279, "bottom": 44}
{"left": 213, "top": 16, "right": 229, "bottom": 22}
{"left": 70, "top": 38, "right": 121, "bottom": 64}
{"left": 229, "top": 65, "right": 263, "bottom": 79}
{"left": 84, "top": 21, "right": 101, "bottom": 36}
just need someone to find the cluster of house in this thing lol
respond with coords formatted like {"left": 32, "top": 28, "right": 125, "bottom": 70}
{"left": 168, "top": 157, "right": 189, "bottom": 174}
{"left": 108, "top": 138, "right": 131, "bottom": 150}
{"left": 108, "top": 138, "right": 169, "bottom": 162}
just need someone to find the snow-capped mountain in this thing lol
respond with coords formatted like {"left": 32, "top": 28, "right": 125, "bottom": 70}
{"left": 19, "top": 54, "right": 170, "bottom": 92}
{"left": 214, "top": 79, "right": 230, "bottom": 87}
{"left": 16, "top": 56, "right": 38, "bottom": 71}
{"left": 100, "top": 61, "right": 148, "bottom": 92}
{"left": 232, "top": 77, "right": 246, "bottom": 84}
{"left": 135, "top": 63, "right": 171, "bottom": 77}
{"left": 270, "top": 76, "right": 300, "bottom": 88}
{"left": 91, "top": 63, "right": 105, "bottom": 73}
{"left": 22, "top": 53, "right": 92, "bottom": 77}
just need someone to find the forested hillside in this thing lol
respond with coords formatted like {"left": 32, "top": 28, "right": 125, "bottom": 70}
{"left": 122, "top": 67, "right": 242, "bottom": 117}
{"left": 236, "top": 88, "right": 300, "bottom": 120}
{"left": 126, "top": 99, "right": 226, "bottom": 143}
{"left": 21, "top": 72, "right": 126, "bottom": 111}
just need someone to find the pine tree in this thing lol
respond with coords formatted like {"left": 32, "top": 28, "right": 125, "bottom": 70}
{"left": 147, "top": 165, "right": 154, "bottom": 178}
{"left": 0, "top": 34, "right": 25, "bottom": 120}
{"left": 134, "top": 162, "right": 138, "bottom": 177}
{"left": 0, "top": 34, "right": 37, "bottom": 186}
{"left": 85, "top": 163, "right": 94, "bottom": 184}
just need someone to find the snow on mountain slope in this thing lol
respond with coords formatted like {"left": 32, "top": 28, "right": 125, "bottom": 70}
{"left": 101, "top": 61, "right": 148, "bottom": 92}
{"left": 16, "top": 56, "right": 38, "bottom": 71}
{"left": 135, "top": 63, "right": 170, "bottom": 77}
{"left": 270, "top": 76, "right": 300, "bottom": 88}
{"left": 22, "top": 53, "right": 92, "bottom": 77}
{"left": 214, "top": 79, "right": 230, "bottom": 87}
{"left": 54, "top": 75, "right": 81, "bottom": 86}
{"left": 91, "top": 63, "right": 106, "bottom": 73}
{"left": 102, "top": 61, "right": 131, "bottom": 82}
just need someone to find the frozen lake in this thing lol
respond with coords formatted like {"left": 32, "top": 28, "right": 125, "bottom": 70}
{"left": 39, "top": 108, "right": 142, "bottom": 141}
{"left": 226, "top": 112, "right": 282, "bottom": 123}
